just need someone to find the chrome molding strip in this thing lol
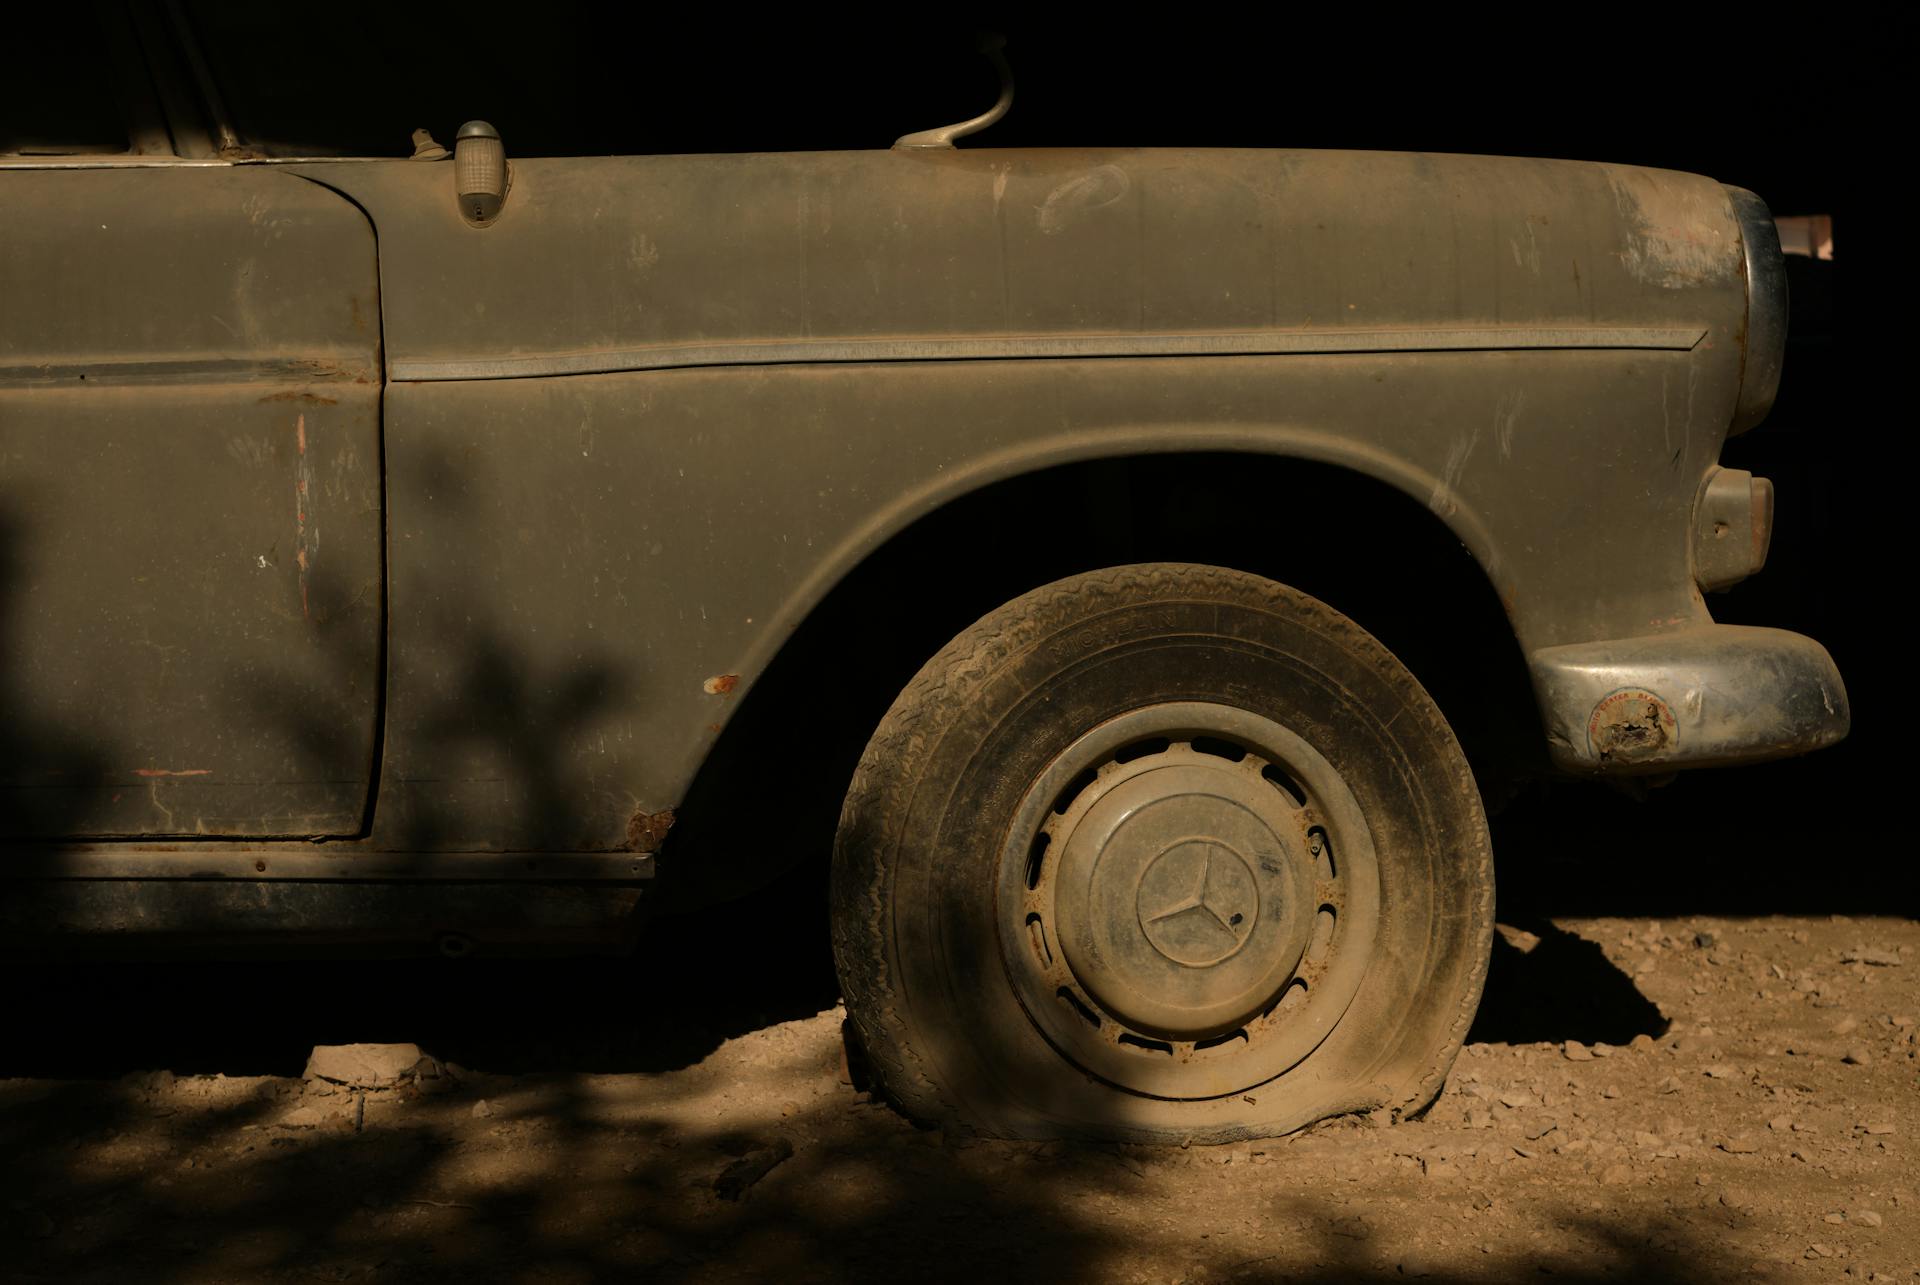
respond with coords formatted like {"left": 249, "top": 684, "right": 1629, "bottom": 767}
{"left": 1, "top": 847, "right": 654, "bottom": 882}
{"left": 0, "top": 355, "right": 376, "bottom": 388}
{"left": 391, "top": 325, "right": 1708, "bottom": 383}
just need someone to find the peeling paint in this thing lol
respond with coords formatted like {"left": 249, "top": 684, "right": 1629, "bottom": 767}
{"left": 294, "top": 414, "right": 317, "bottom": 621}
{"left": 1601, "top": 165, "right": 1740, "bottom": 290}
{"left": 258, "top": 390, "right": 338, "bottom": 406}
{"left": 702, "top": 673, "right": 740, "bottom": 696}
{"left": 628, "top": 231, "right": 660, "bottom": 274}
{"left": 625, "top": 806, "right": 676, "bottom": 853}
{"left": 1430, "top": 427, "right": 1480, "bottom": 517}
{"left": 1494, "top": 390, "right": 1524, "bottom": 459}
{"left": 133, "top": 768, "right": 211, "bottom": 778}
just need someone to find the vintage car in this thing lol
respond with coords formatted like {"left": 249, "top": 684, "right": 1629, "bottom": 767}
{"left": 1, "top": 14, "right": 1847, "bottom": 1141}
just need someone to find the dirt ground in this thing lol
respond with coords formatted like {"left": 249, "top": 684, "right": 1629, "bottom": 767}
{"left": 2, "top": 784, "right": 1914, "bottom": 1283}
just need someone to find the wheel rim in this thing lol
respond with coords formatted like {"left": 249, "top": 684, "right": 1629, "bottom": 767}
{"left": 996, "top": 700, "right": 1381, "bottom": 1100}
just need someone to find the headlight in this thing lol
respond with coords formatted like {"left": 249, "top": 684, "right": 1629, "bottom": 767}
{"left": 1725, "top": 186, "right": 1788, "bottom": 434}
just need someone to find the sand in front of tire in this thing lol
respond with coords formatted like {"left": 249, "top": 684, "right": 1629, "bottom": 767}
{"left": 1, "top": 911, "right": 1912, "bottom": 1283}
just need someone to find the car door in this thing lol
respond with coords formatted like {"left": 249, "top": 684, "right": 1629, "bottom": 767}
{"left": 0, "top": 33, "right": 384, "bottom": 839}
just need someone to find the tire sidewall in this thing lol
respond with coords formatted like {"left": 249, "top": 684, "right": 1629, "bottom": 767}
{"left": 843, "top": 566, "right": 1492, "bottom": 1141}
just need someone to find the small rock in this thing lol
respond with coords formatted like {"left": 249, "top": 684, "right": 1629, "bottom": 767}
{"left": 1564, "top": 1041, "right": 1594, "bottom": 1062}
{"left": 470, "top": 1099, "right": 494, "bottom": 1119}
{"left": 1590, "top": 1043, "right": 1615, "bottom": 1059}
{"left": 1366, "top": 1107, "right": 1393, "bottom": 1129}
{"left": 1822, "top": 1212, "right": 1846, "bottom": 1225}
{"left": 1768, "top": 1115, "right": 1793, "bottom": 1132}
{"left": 1840, "top": 947, "right": 1902, "bottom": 967}
{"left": 1497, "top": 924, "right": 1541, "bottom": 953}
{"left": 1424, "top": 1160, "right": 1462, "bottom": 1181}
{"left": 1498, "top": 1090, "right": 1537, "bottom": 1109}
{"left": 1719, "top": 1137, "right": 1759, "bottom": 1155}
{"left": 304, "top": 1043, "right": 427, "bottom": 1090}
{"left": 1703, "top": 1064, "right": 1738, "bottom": 1080}
{"left": 1832, "top": 1017, "right": 1860, "bottom": 1036}
{"left": 278, "top": 1105, "right": 325, "bottom": 1129}
{"left": 1470, "top": 1190, "right": 1494, "bottom": 1211}
{"left": 1806, "top": 1243, "right": 1834, "bottom": 1259}
{"left": 1599, "top": 1163, "right": 1633, "bottom": 1185}
{"left": 1862, "top": 1121, "right": 1896, "bottom": 1136}
{"left": 1694, "top": 930, "right": 1718, "bottom": 950}
{"left": 1842, "top": 1047, "right": 1872, "bottom": 1066}
{"left": 1629, "top": 1034, "right": 1656, "bottom": 1052}
{"left": 714, "top": 1137, "right": 795, "bottom": 1200}
{"left": 1851, "top": 1210, "right": 1884, "bottom": 1228}
{"left": 1602, "top": 1085, "right": 1623, "bottom": 1100}
{"left": 1464, "top": 1108, "right": 1494, "bottom": 1130}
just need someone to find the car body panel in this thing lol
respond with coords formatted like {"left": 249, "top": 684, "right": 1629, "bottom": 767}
{"left": 0, "top": 93, "right": 1849, "bottom": 943}
{"left": 0, "top": 167, "right": 383, "bottom": 838}
{"left": 276, "top": 147, "right": 1765, "bottom": 850}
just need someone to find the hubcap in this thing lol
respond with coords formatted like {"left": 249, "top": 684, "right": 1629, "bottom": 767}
{"left": 997, "top": 701, "right": 1380, "bottom": 1100}
{"left": 1138, "top": 839, "right": 1258, "bottom": 967}
{"left": 1050, "top": 762, "right": 1314, "bottom": 1039}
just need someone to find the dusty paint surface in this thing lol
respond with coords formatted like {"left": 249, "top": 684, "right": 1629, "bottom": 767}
{"left": 0, "top": 167, "right": 383, "bottom": 838}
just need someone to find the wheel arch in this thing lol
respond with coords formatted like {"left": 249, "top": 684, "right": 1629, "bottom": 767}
{"left": 653, "top": 438, "right": 1540, "bottom": 913}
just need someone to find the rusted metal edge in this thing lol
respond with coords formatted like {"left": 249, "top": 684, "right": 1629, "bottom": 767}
{"left": 0, "top": 848, "right": 655, "bottom": 882}
{"left": 389, "top": 325, "right": 1709, "bottom": 383}
{"left": 0, "top": 354, "right": 377, "bottom": 388}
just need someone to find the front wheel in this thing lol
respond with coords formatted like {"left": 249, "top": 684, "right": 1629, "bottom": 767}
{"left": 830, "top": 563, "right": 1494, "bottom": 1141}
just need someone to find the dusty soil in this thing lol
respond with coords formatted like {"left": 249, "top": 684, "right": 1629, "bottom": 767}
{"left": 2, "top": 908, "right": 1911, "bottom": 1284}
{"left": 1, "top": 778, "right": 1913, "bottom": 1284}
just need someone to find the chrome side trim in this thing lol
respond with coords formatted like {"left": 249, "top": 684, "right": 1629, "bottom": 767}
{"left": 391, "top": 325, "right": 1708, "bottom": 383}
{"left": 0, "top": 846, "right": 654, "bottom": 882}
{"left": 0, "top": 354, "right": 376, "bottom": 387}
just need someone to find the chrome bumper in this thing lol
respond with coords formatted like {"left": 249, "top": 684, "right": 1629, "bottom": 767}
{"left": 1530, "top": 625, "right": 1849, "bottom": 773}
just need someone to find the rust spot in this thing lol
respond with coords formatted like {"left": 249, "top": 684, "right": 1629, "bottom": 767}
{"left": 1587, "top": 689, "right": 1677, "bottom": 763}
{"left": 625, "top": 807, "right": 676, "bottom": 853}
{"left": 703, "top": 673, "right": 740, "bottom": 696}
{"left": 258, "top": 391, "right": 338, "bottom": 406}
{"left": 290, "top": 358, "right": 373, "bottom": 382}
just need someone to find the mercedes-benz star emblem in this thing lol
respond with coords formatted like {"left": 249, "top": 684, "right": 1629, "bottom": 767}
{"left": 1135, "top": 840, "right": 1260, "bottom": 967}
